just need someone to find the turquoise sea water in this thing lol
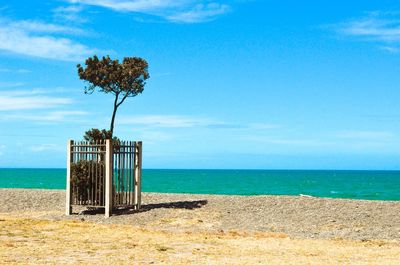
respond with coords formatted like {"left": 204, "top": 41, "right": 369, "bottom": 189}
{"left": 0, "top": 169, "right": 399, "bottom": 201}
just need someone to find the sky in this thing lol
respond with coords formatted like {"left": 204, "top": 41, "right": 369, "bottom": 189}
{"left": 1, "top": 0, "right": 400, "bottom": 169}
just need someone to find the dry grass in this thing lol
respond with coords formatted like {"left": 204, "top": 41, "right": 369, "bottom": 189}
{"left": 1, "top": 215, "right": 400, "bottom": 264}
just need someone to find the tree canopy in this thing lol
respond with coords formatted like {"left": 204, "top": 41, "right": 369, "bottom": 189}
{"left": 77, "top": 55, "right": 149, "bottom": 136}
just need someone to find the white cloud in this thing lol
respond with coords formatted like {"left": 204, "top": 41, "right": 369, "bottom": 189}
{"left": 248, "top": 123, "right": 281, "bottom": 130}
{"left": 379, "top": 46, "right": 400, "bottom": 53}
{"left": 8, "top": 20, "right": 85, "bottom": 35}
{"left": 1, "top": 89, "right": 53, "bottom": 96}
{"left": 17, "top": 69, "right": 32, "bottom": 73}
{"left": 29, "top": 144, "right": 61, "bottom": 152}
{"left": 335, "top": 130, "right": 394, "bottom": 140}
{"left": 167, "top": 3, "right": 230, "bottom": 23}
{"left": 0, "top": 90, "right": 90, "bottom": 123}
{"left": 0, "top": 82, "right": 25, "bottom": 87}
{"left": 244, "top": 136, "right": 325, "bottom": 146}
{"left": 53, "top": 5, "right": 87, "bottom": 23}
{"left": 137, "top": 130, "right": 173, "bottom": 144}
{"left": 119, "top": 114, "right": 215, "bottom": 128}
{"left": 0, "top": 144, "right": 4, "bottom": 156}
{"left": 0, "top": 68, "right": 31, "bottom": 73}
{"left": 338, "top": 18, "right": 400, "bottom": 41}
{"left": 67, "top": 0, "right": 231, "bottom": 23}
{"left": 69, "top": 0, "right": 186, "bottom": 12}
{"left": 333, "top": 12, "right": 400, "bottom": 52}
{"left": 119, "top": 114, "right": 280, "bottom": 131}
{"left": 4, "top": 111, "right": 89, "bottom": 122}
{"left": 55, "top": 5, "right": 84, "bottom": 13}
{"left": 0, "top": 18, "right": 94, "bottom": 61}
{"left": 0, "top": 96, "right": 71, "bottom": 111}
{"left": 0, "top": 90, "right": 73, "bottom": 111}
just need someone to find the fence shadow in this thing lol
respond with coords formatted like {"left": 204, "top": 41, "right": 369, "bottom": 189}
{"left": 77, "top": 199, "right": 208, "bottom": 216}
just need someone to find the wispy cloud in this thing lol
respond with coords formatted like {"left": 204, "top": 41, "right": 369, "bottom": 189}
{"left": 119, "top": 114, "right": 215, "bottom": 128}
{"left": 53, "top": 5, "right": 87, "bottom": 23}
{"left": 243, "top": 135, "right": 326, "bottom": 146}
{"left": 29, "top": 144, "right": 62, "bottom": 152}
{"left": 69, "top": 0, "right": 185, "bottom": 12}
{"left": 137, "top": 130, "right": 173, "bottom": 144}
{"left": 67, "top": 0, "right": 231, "bottom": 23}
{"left": 119, "top": 114, "right": 280, "bottom": 131}
{"left": 379, "top": 46, "right": 400, "bottom": 53}
{"left": 16, "top": 69, "right": 32, "bottom": 73}
{"left": 332, "top": 11, "right": 400, "bottom": 52}
{"left": 248, "top": 123, "right": 281, "bottom": 130}
{"left": 335, "top": 130, "right": 394, "bottom": 140}
{"left": 0, "top": 68, "right": 31, "bottom": 73}
{"left": 0, "top": 82, "right": 25, "bottom": 88}
{"left": 167, "top": 3, "right": 230, "bottom": 23}
{"left": 7, "top": 19, "right": 85, "bottom": 35}
{"left": 0, "top": 90, "right": 73, "bottom": 111}
{"left": 0, "top": 17, "right": 95, "bottom": 61}
{"left": 3, "top": 111, "right": 89, "bottom": 123}
{"left": 0, "top": 144, "right": 5, "bottom": 156}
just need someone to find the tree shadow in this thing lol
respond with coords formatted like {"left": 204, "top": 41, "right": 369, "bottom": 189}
{"left": 78, "top": 199, "right": 208, "bottom": 216}
{"left": 113, "top": 199, "right": 208, "bottom": 215}
{"left": 142, "top": 200, "right": 208, "bottom": 211}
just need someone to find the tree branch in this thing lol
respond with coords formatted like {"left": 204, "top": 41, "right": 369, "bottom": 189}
{"left": 109, "top": 92, "right": 120, "bottom": 135}
{"left": 116, "top": 93, "right": 129, "bottom": 108}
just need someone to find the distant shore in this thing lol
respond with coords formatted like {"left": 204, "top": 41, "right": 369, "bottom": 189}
{"left": 1, "top": 188, "right": 399, "bottom": 241}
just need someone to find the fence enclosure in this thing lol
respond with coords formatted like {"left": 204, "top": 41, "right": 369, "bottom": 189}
{"left": 66, "top": 140, "right": 142, "bottom": 217}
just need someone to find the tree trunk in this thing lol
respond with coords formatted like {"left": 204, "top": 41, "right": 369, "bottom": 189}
{"left": 109, "top": 93, "right": 119, "bottom": 137}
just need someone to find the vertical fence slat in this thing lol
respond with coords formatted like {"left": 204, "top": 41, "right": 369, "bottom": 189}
{"left": 66, "top": 140, "right": 73, "bottom": 215}
{"left": 128, "top": 142, "right": 131, "bottom": 205}
{"left": 119, "top": 144, "right": 122, "bottom": 205}
{"left": 105, "top": 139, "right": 113, "bottom": 217}
{"left": 134, "top": 141, "right": 142, "bottom": 210}
{"left": 132, "top": 142, "right": 137, "bottom": 209}
{"left": 122, "top": 142, "right": 128, "bottom": 205}
{"left": 137, "top": 141, "right": 142, "bottom": 209}
{"left": 131, "top": 142, "right": 134, "bottom": 205}
{"left": 101, "top": 140, "right": 104, "bottom": 206}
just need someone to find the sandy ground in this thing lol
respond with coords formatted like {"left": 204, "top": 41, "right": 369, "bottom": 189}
{"left": 0, "top": 189, "right": 400, "bottom": 264}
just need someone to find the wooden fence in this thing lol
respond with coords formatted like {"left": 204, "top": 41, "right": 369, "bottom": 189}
{"left": 66, "top": 139, "right": 142, "bottom": 217}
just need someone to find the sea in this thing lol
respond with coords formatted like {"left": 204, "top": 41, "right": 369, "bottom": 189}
{"left": 0, "top": 168, "right": 399, "bottom": 201}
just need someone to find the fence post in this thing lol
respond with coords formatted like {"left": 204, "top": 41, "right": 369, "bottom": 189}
{"left": 66, "top": 140, "right": 73, "bottom": 215}
{"left": 105, "top": 139, "right": 113, "bottom": 218}
{"left": 134, "top": 141, "right": 142, "bottom": 210}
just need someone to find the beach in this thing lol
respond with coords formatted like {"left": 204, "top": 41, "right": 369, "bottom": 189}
{"left": 1, "top": 189, "right": 400, "bottom": 264}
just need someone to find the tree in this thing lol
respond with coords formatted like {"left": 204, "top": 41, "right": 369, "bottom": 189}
{"left": 83, "top": 128, "right": 120, "bottom": 145}
{"left": 77, "top": 55, "right": 149, "bottom": 136}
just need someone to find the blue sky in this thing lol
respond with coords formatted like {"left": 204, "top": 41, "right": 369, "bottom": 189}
{"left": 1, "top": 0, "right": 400, "bottom": 169}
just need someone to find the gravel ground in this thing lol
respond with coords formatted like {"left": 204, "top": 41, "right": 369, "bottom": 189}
{"left": 0, "top": 188, "right": 399, "bottom": 241}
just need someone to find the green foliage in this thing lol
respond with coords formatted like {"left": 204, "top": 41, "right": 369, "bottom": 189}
{"left": 83, "top": 128, "right": 120, "bottom": 146}
{"left": 77, "top": 55, "right": 150, "bottom": 136}
{"left": 71, "top": 160, "right": 103, "bottom": 201}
